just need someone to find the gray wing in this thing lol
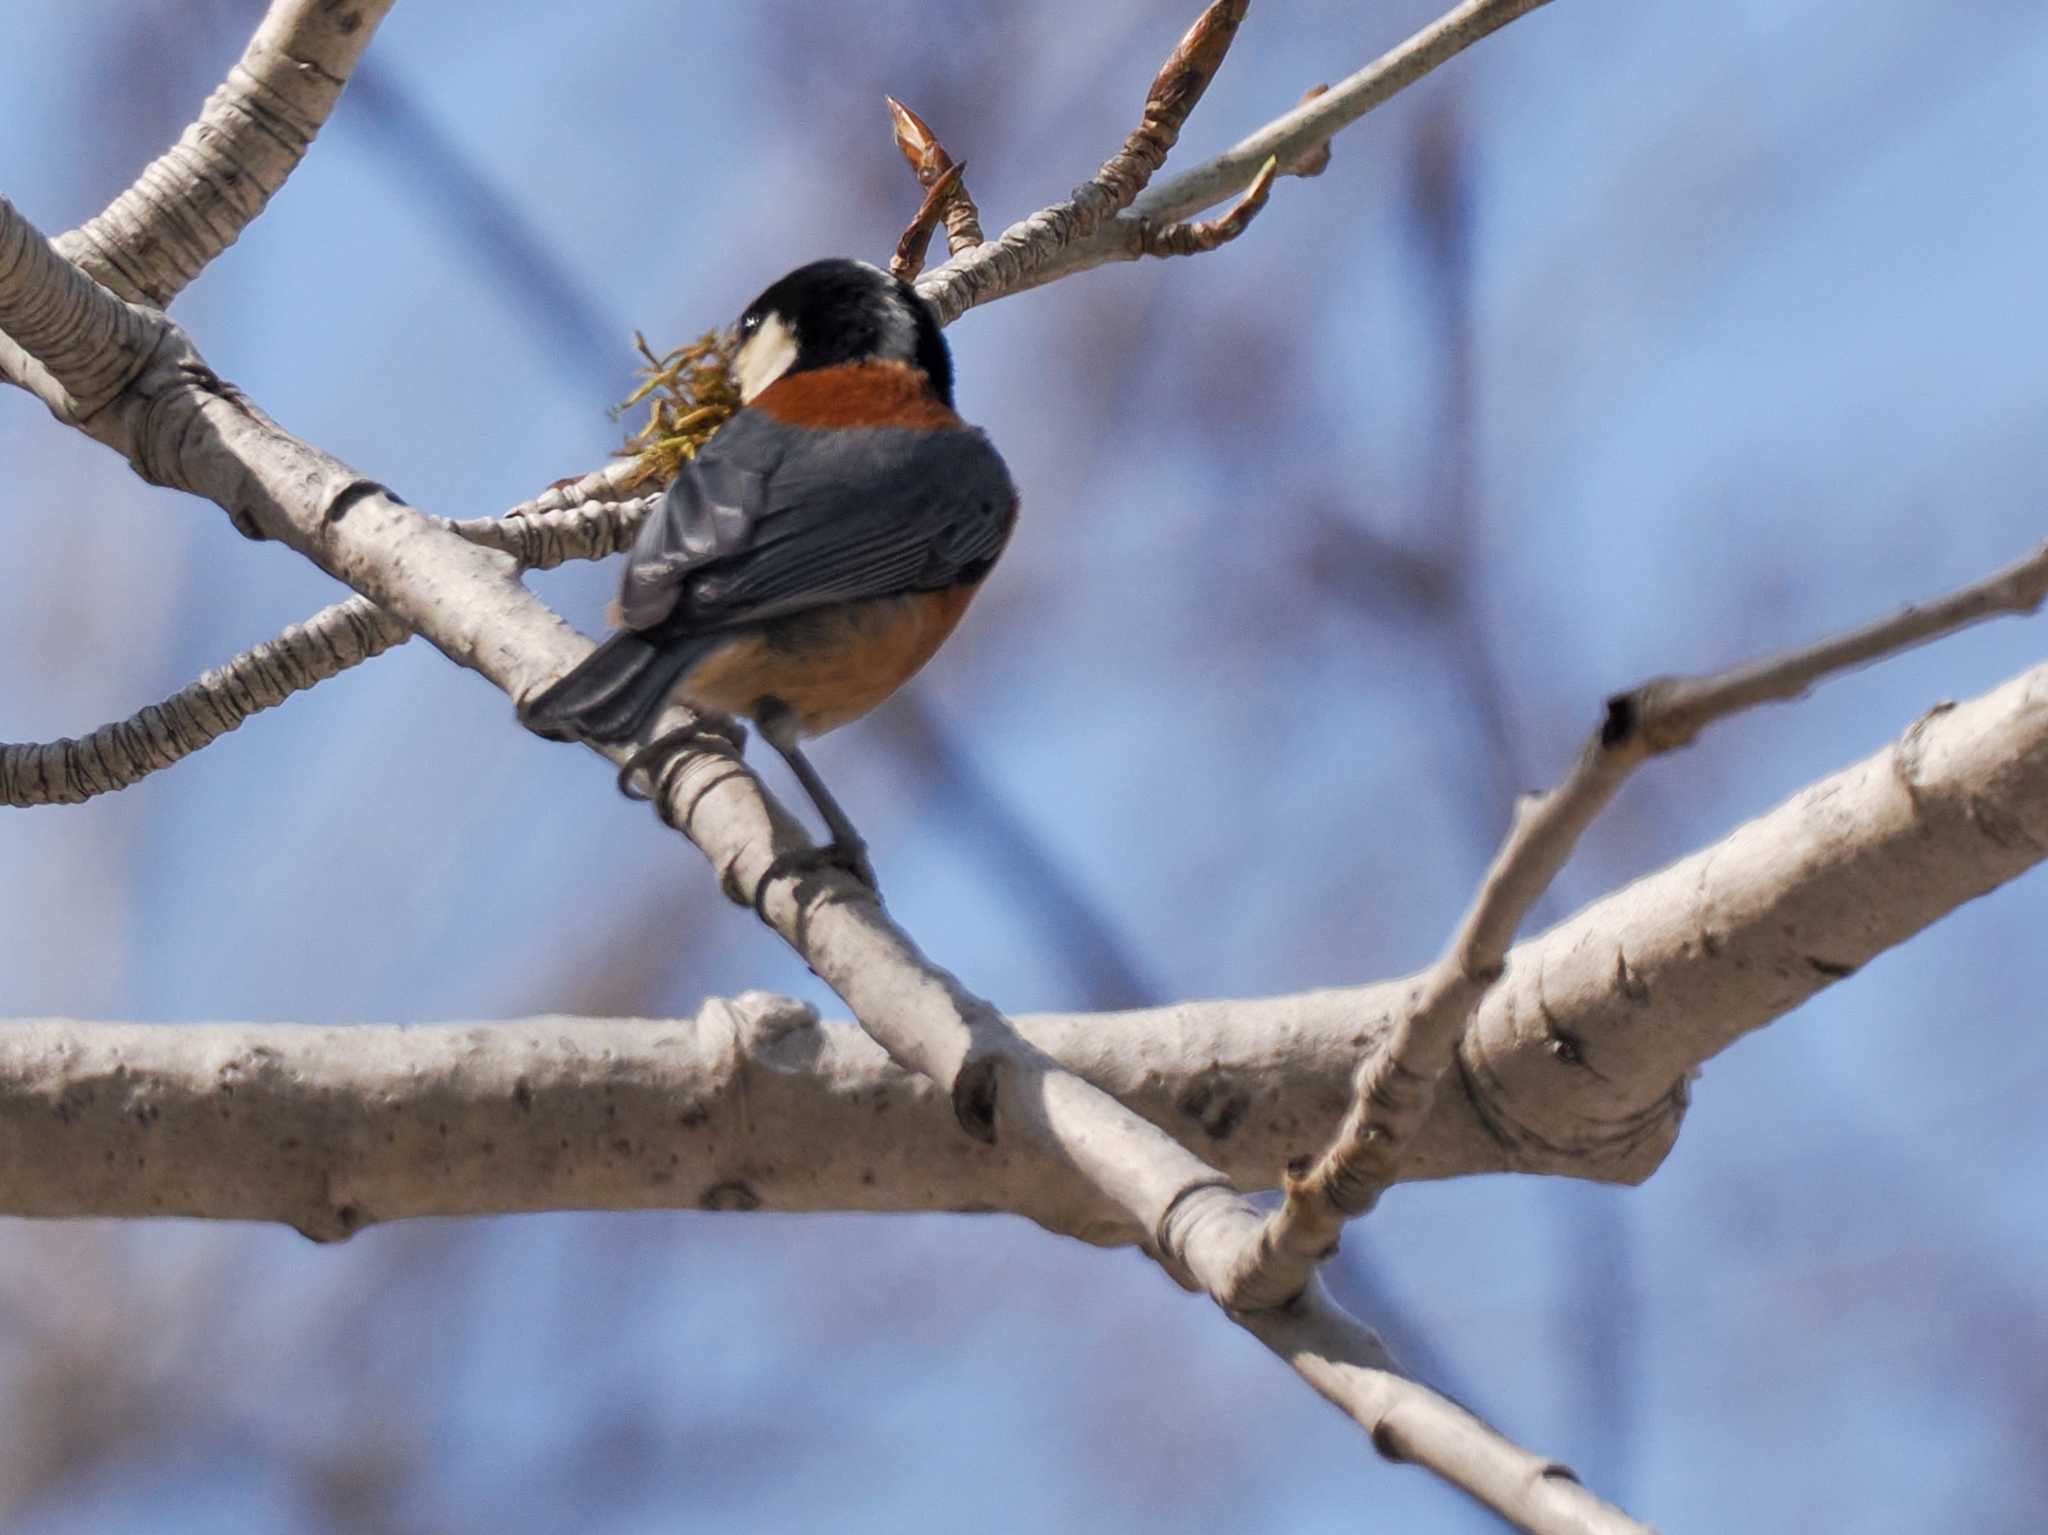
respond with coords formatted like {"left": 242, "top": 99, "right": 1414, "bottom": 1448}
{"left": 615, "top": 410, "right": 1016, "bottom": 634}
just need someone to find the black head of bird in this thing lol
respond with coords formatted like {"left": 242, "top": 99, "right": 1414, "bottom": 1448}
{"left": 732, "top": 258, "right": 954, "bottom": 407}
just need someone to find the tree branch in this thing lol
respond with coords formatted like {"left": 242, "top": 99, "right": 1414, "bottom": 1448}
{"left": 0, "top": 495, "right": 657, "bottom": 807}
{"left": 8, "top": 652, "right": 2045, "bottom": 1234}
{"left": 885, "top": 97, "right": 984, "bottom": 279}
{"left": 918, "top": 0, "right": 1555, "bottom": 322}
{"left": 54, "top": 0, "right": 397, "bottom": 307}
{"left": 1239, "top": 1286, "right": 1614, "bottom": 1532}
{"left": 1231, "top": 540, "right": 2048, "bottom": 1308}
{"left": 0, "top": 195, "right": 162, "bottom": 425}
{"left": 2, "top": 593, "right": 403, "bottom": 808}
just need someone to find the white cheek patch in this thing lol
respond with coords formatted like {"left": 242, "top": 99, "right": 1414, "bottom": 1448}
{"left": 735, "top": 314, "right": 799, "bottom": 402}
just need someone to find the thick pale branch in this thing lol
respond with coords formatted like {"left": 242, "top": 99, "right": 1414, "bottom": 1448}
{"left": 0, "top": 194, "right": 162, "bottom": 422}
{"left": 55, "top": 0, "right": 397, "bottom": 307}
{"left": 1238, "top": 1285, "right": 1638, "bottom": 1535}
{"left": 7, "top": 655, "right": 2046, "bottom": 1232}
{"left": 1234, "top": 543, "right": 2048, "bottom": 1308}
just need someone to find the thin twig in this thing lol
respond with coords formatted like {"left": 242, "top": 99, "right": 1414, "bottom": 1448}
{"left": 1, "top": 596, "right": 404, "bottom": 809}
{"left": 1228, "top": 538, "right": 2048, "bottom": 1308}
{"left": 2, "top": 497, "right": 657, "bottom": 807}
{"left": 1135, "top": 155, "right": 1279, "bottom": 257}
{"left": 914, "top": 0, "right": 1251, "bottom": 321}
{"left": 886, "top": 97, "right": 985, "bottom": 259}
{"left": 890, "top": 162, "right": 969, "bottom": 284}
{"left": 1132, "top": 0, "right": 1551, "bottom": 227}
{"left": 918, "top": 0, "right": 1554, "bottom": 323}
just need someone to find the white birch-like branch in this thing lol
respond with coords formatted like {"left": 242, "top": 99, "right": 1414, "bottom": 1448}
{"left": 55, "top": 0, "right": 397, "bottom": 307}
{"left": 0, "top": 0, "right": 391, "bottom": 405}
{"left": 8, "top": 652, "right": 2045, "bottom": 1234}
{"left": 1, "top": 593, "right": 403, "bottom": 808}
{"left": 0, "top": 496, "right": 656, "bottom": 807}
{"left": 1228, "top": 540, "right": 2048, "bottom": 1308}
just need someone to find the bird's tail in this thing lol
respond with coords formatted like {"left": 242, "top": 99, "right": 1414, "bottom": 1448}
{"left": 519, "top": 629, "right": 718, "bottom": 744}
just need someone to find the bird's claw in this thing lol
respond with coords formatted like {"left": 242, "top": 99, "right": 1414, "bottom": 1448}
{"left": 615, "top": 716, "right": 748, "bottom": 806}
{"left": 750, "top": 838, "right": 880, "bottom": 920}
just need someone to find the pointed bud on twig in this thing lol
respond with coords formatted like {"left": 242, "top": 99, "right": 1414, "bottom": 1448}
{"left": 1146, "top": 0, "right": 1250, "bottom": 129}
{"left": 883, "top": 96, "right": 984, "bottom": 264}
{"left": 886, "top": 95, "right": 953, "bottom": 186}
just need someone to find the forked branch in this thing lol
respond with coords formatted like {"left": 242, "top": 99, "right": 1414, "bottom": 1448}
{"left": 56, "top": 0, "right": 397, "bottom": 307}
{"left": 1228, "top": 539, "right": 2048, "bottom": 1309}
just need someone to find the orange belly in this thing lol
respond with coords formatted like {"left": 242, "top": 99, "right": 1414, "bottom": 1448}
{"left": 677, "top": 584, "right": 980, "bottom": 735}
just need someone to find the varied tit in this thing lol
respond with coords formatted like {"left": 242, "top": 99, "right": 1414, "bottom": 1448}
{"left": 521, "top": 257, "right": 1018, "bottom": 895}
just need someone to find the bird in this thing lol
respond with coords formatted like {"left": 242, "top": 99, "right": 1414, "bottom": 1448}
{"left": 521, "top": 258, "right": 1018, "bottom": 901}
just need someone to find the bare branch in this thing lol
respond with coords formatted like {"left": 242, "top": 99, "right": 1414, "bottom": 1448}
{"left": 1239, "top": 1285, "right": 1641, "bottom": 1535}
{"left": 54, "top": 0, "right": 397, "bottom": 307}
{"left": 1232, "top": 540, "right": 2048, "bottom": 1309}
{"left": 450, "top": 495, "right": 656, "bottom": 569}
{"left": 889, "top": 160, "right": 969, "bottom": 284}
{"left": 1614, "top": 539, "right": 2048, "bottom": 750}
{"left": 0, "top": 194, "right": 161, "bottom": 424}
{"left": 1135, "top": 154, "right": 1279, "bottom": 257}
{"left": 22, "top": 16, "right": 1309, "bottom": 816}
{"left": 2, "top": 595, "right": 403, "bottom": 808}
{"left": 9, "top": 652, "right": 2048, "bottom": 1228}
{"left": 1133, "top": 0, "right": 1550, "bottom": 228}
{"left": 1, "top": 496, "right": 658, "bottom": 807}
{"left": 1093, "top": 0, "right": 1250, "bottom": 211}
{"left": 1281, "top": 83, "right": 1335, "bottom": 177}
{"left": 918, "top": 0, "right": 1555, "bottom": 323}
{"left": 500, "top": 458, "right": 651, "bottom": 519}
{"left": 916, "top": 0, "right": 1252, "bottom": 321}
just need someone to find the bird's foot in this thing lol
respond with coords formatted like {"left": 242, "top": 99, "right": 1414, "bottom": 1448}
{"left": 751, "top": 837, "right": 880, "bottom": 921}
{"left": 615, "top": 715, "right": 748, "bottom": 809}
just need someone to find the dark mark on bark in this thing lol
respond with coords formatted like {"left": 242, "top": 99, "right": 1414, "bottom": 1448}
{"left": 701, "top": 1180, "right": 761, "bottom": 1212}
